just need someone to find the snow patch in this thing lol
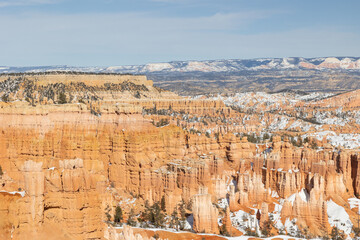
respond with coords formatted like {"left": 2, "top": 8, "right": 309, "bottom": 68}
{"left": 0, "top": 190, "right": 26, "bottom": 197}
{"left": 348, "top": 197, "right": 360, "bottom": 213}
{"left": 299, "top": 189, "right": 309, "bottom": 202}
{"left": 218, "top": 198, "right": 229, "bottom": 209}
{"left": 327, "top": 199, "right": 352, "bottom": 235}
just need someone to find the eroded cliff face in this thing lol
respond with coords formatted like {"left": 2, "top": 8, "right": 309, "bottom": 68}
{"left": 192, "top": 194, "right": 219, "bottom": 234}
{"left": 1, "top": 73, "right": 360, "bottom": 239}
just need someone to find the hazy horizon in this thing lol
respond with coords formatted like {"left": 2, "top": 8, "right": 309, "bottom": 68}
{"left": 1, "top": 56, "right": 360, "bottom": 68}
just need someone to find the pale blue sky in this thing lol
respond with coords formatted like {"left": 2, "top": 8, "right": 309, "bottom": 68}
{"left": 0, "top": 0, "right": 359, "bottom": 66}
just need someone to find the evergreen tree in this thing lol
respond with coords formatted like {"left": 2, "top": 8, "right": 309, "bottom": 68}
{"left": 58, "top": 92, "right": 67, "bottom": 104}
{"left": 105, "top": 205, "right": 111, "bottom": 222}
{"left": 353, "top": 226, "right": 360, "bottom": 238}
{"left": 134, "top": 91, "right": 141, "bottom": 99}
{"left": 330, "top": 226, "right": 345, "bottom": 240}
{"left": 160, "top": 195, "right": 166, "bottom": 212}
{"left": 170, "top": 208, "right": 180, "bottom": 231}
{"left": 114, "top": 206, "right": 123, "bottom": 223}
{"left": 143, "top": 201, "right": 166, "bottom": 228}
{"left": 219, "top": 224, "right": 230, "bottom": 236}
{"left": 178, "top": 200, "right": 187, "bottom": 230}
{"left": 127, "top": 209, "right": 137, "bottom": 227}
{"left": 263, "top": 133, "right": 270, "bottom": 140}
{"left": 261, "top": 220, "right": 272, "bottom": 237}
{"left": 1, "top": 94, "right": 9, "bottom": 102}
{"left": 150, "top": 202, "right": 165, "bottom": 228}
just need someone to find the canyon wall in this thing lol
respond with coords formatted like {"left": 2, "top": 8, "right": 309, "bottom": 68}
{"left": 0, "top": 74, "right": 360, "bottom": 239}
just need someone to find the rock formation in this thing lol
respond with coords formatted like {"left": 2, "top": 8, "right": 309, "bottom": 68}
{"left": 0, "top": 73, "right": 360, "bottom": 239}
{"left": 192, "top": 194, "right": 219, "bottom": 234}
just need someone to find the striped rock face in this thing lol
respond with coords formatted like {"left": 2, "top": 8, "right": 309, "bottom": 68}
{"left": 1, "top": 73, "right": 360, "bottom": 239}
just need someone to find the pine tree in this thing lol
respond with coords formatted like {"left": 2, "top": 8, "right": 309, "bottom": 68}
{"left": 260, "top": 220, "right": 272, "bottom": 237}
{"left": 105, "top": 205, "right": 111, "bottom": 221}
{"left": 263, "top": 133, "right": 270, "bottom": 140}
{"left": 127, "top": 209, "right": 137, "bottom": 226}
{"left": 161, "top": 195, "right": 166, "bottom": 212}
{"left": 143, "top": 201, "right": 166, "bottom": 228}
{"left": 58, "top": 92, "right": 67, "bottom": 104}
{"left": 151, "top": 202, "right": 165, "bottom": 228}
{"left": 114, "top": 206, "right": 123, "bottom": 223}
{"left": 330, "top": 226, "right": 345, "bottom": 240}
{"left": 1, "top": 94, "right": 9, "bottom": 102}
{"left": 220, "top": 224, "right": 230, "bottom": 236}
{"left": 134, "top": 91, "right": 141, "bottom": 99}
{"left": 178, "top": 200, "right": 187, "bottom": 230}
{"left": 170, "top": 208, "right": 179, "bottom": 230}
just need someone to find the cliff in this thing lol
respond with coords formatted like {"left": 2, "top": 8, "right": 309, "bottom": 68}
{"left": 1, "top": 73, "right": 360, "bottom": 239}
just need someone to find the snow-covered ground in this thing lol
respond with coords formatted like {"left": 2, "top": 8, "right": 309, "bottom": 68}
{"left": 303, "top": 131, "right": 360, "bottom": 149}
{"left": 214, "top": 92, "right": 333, "bottom": 112}
{"left": 327, "top": 134, "right": 360, "bottom": 149}
{"left": 225, "top": 236, "right": 310, "bottom": 240}
{"left": 327, "top": 199, "right": 353, "bottom": 237}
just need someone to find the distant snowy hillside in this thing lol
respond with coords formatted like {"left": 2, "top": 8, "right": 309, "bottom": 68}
{"left": 1, "top": 57, "right": 360, "bottom": 74}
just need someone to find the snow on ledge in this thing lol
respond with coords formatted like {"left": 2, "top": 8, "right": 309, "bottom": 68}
{"left": 0, "top": 190, "right": 26, "bottom": 197}
{"left": 348, "top": 197, "right": 360, "bottom": 213}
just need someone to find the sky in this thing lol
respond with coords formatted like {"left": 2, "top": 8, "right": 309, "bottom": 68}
{"left": 0, "top": 0, "right": 359, "bottom": 66}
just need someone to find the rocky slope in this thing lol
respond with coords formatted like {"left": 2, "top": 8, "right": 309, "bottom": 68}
{"left": 0, "top": 73, "right": 360, "bottom": 239}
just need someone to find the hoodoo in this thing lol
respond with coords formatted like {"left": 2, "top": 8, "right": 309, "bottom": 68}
{"left": 1, "top": 73, "right": 360, "bottom": 239}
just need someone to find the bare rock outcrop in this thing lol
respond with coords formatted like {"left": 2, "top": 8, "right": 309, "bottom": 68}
{"left": 192, "top": 194, "right": 219, "bottom": 234}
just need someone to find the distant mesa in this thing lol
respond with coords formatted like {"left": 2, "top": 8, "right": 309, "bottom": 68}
{"left": 1, "top": 57, "right": 360, "bottom": 75}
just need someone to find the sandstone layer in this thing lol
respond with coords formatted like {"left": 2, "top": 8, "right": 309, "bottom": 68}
{"left": 0, "top": 73, "right": 360, "bottom": 239}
